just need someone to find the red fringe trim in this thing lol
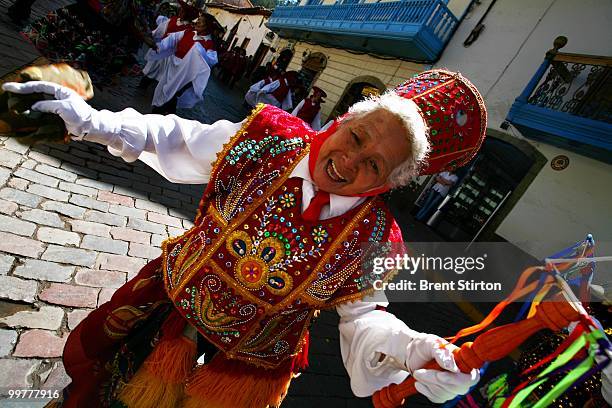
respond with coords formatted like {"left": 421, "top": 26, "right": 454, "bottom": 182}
{"left": 117, "top": 310, "right": 196, "bottom": 408}
{"left": 291, "top": 330, "right": 309, "bottom": 374}
{"left": 184, "top": 354, "right": 294, "bottom": 408}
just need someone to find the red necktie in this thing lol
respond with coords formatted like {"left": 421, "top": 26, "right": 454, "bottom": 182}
{"left": 302, "top": 189, "right": 330, "bottom": 221}
{"left": 302, "top": 120, "right": 340, "bottom": 221}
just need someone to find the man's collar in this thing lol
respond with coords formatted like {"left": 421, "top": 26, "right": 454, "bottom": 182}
{"left": 291, "top": 153, "right": 364, "bottom": 216}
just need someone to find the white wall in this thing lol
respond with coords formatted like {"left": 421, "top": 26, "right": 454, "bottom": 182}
{"left": 207, "top": 7, "right": 273, "bottom": 56}
{"left": 434, "top": 0, "right": 612, "bottom": 258}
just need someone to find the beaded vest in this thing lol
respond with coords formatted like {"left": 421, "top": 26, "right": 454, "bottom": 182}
{"left": 161, "top": 105, "right": 401, "bottom": 369}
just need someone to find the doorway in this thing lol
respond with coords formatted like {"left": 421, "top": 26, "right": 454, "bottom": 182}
{"left": 329, "top": 76, "right": 386, "bottom": 120}
{"left": 415, "top": 135, "right": 543, "bottom": 242}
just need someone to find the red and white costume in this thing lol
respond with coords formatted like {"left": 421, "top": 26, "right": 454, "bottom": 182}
{"left": 253, "top": 76, "right": 294, "bottom": 110}
{"left": 143, "top": 16, "right": 193, "bottom": 81}
{"left": 146, "top": 29, "right": 218, "bottom": 109}
{"left": 3, "top": 69, "right": 487, "bottom": 407}
{"left": 291, "top": 96, "right": 323, "bottom": 130}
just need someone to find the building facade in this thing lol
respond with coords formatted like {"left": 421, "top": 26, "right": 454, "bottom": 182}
{"left": 267, "top": 0, "right": 612, "bottom": 259}
{"left": 432, "top": 0, "right": 611, "bottom": 258}
{"left": 207, "top": 1, "right": 276, "bottom": 66}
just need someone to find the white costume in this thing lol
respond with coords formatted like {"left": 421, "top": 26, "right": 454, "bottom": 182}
{"left": 244, "top": 79, "right": 267, "bottom": 107}
{"left": 142, "top": 16, "right": 192, "bottom": 82}
{"left": 1, "top": 81, "right": 481, "bottom": 404}
{"left": 146, "top": 30, "right": 218, "bottom": 109}
{"left": 255, "top": 78, "right": 293, "bottom": 110}
{"left": 291, "top": 98, "right": 323, "bottom": 131}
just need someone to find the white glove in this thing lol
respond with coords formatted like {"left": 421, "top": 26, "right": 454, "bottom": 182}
{"left": 406, "top": 336, "right": 480, "bottom": 404}
{"left": 2, "top": 81, "right": 119, "bottom": 140}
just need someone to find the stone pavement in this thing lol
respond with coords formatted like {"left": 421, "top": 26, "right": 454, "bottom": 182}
{"left": 0, "top": 2, "right": 482, "bottom": 406}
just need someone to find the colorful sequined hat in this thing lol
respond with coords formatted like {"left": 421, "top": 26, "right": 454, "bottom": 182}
{"left": 394, "top": 69, "right": 487, "bottom": 175}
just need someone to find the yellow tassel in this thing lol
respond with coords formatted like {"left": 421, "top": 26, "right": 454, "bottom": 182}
{"left": 183, "top": 354, "right": 293, "bottom": 408}
{"left": 118, "top": 336, "right": 196, "bottom": 408}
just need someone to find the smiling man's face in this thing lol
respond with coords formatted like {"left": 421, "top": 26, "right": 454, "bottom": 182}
{"left": 311, "top": 109, "right": 411, "bottom": 196}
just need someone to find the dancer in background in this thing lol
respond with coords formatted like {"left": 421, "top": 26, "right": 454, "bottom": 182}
{"left": 244, "top": 64, "right": 280, "bottom": 107}
{"left": 141, "top": 0, "right": 203, "bottom": 88}
{"left": 147, "top": 13, "right": 221, "bottom": 114}
{"left": 291, "top": 86, "right": 326, "bottom": 131}
{"left": 252, "top": 70, "right": 300, "bottom": 110}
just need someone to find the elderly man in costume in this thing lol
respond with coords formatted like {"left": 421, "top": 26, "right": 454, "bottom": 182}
{"left": 4, "top": 69, "right": 486, "bottom": 408}
{"left": 291, "top": 86, "right": 326, "bottom": 131}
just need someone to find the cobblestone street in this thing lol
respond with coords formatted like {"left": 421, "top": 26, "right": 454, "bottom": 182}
{"left": 0, "top": 2, "right": 479, "bottom": 406}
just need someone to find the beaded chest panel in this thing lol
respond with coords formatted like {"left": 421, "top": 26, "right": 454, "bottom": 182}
{"left": 161, "top": 105, "right": 398, "bottom": 368}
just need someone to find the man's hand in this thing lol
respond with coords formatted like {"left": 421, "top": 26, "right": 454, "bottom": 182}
{"left": 407, "top": 336, "right": 480, "bottom": 403}
{"left": 2, "top": 81, "right": 112, "bottom": 138}
{"left": 143, "top": 36, "right": 159, "bottom": 53}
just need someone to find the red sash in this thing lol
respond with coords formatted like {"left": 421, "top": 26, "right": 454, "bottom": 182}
{"left": 175, "top": 31, "right": 215, "bottom": 59}
{"left": 271, "top": 79, "right": 289, "bottom": 104}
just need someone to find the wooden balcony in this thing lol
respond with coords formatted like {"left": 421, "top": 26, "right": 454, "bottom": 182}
{"left": 506, "top": 37, "right": 612, "bottom": 164}
{"left": 267, "top": 0, "right": 458, "bottom": 62}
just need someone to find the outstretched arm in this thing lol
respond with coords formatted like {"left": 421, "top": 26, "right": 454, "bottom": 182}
{"left": 2, "top": 81, "right": 241, "bottom": 184}
{"left": 337, "top": 298, "right": 479, "bottom": 403}
{"left": 147, "top": 31, "right": 185, "bottom": 61}
{"left": 195, "top": 44, "right": 218, "bottom": 68}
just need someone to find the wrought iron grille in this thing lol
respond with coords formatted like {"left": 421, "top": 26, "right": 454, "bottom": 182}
{"left": 528, "top": 60, "right": 612, "bottom": 124}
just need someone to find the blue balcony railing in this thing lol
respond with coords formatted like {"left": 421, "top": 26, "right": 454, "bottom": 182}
{"left": 267, "top": 0, "right": 458, "bottom": 61}
{"left": 506, "top": 37, "right": 612, "bottom": 164}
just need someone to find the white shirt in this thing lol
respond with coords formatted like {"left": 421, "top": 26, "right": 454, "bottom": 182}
{"left": 431, "top": 171, "right": 458, "bottom": 196}
{"left": 82, "top": 109, "right": 435, "bottom": 397}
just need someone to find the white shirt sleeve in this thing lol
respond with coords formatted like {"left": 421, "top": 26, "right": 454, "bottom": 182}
{"left": 290, "top": 99, "right": 305, "bottom": 116}
{"left": 282, "top": 90, "right": 293, "bottom": 111}
{"left": 152, "top": 16, "right": 170, "bottom": 41}
{"left": 337, "top": 296, "right": 437, "bottom": 397}
{"left": 195, "top": 44, "right": 218, "bottom": 68}
{"left": 82, "top": 108, "right": 242, "bottom": 184}
{"left": 259, "top": 79, "right": 281, "bottom": 94}
{"left": 338, "top": 299, "right": 408, "bottom": 397}
{"left": 147, "top": 31, "right": 184, "bottom": 61}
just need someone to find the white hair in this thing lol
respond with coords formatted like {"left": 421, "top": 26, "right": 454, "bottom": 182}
{"left": 346, "top": 91, "right": 430, "bottom": 188}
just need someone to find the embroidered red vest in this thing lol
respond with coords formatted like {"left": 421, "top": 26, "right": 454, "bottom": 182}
{"left": 161, "top": 105, "right": 401, "bottom": 369}
{"left": 271, "top": 79, "right": 289, "bottom": 104}
{"left": 165, "top": 17, "right": 192, "bottom": 38}
{"left": 296, "top": 98, "right": 321, "bottom": 124}
{"left": 175, "top": 30, "right": 215, "bottom": 59}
